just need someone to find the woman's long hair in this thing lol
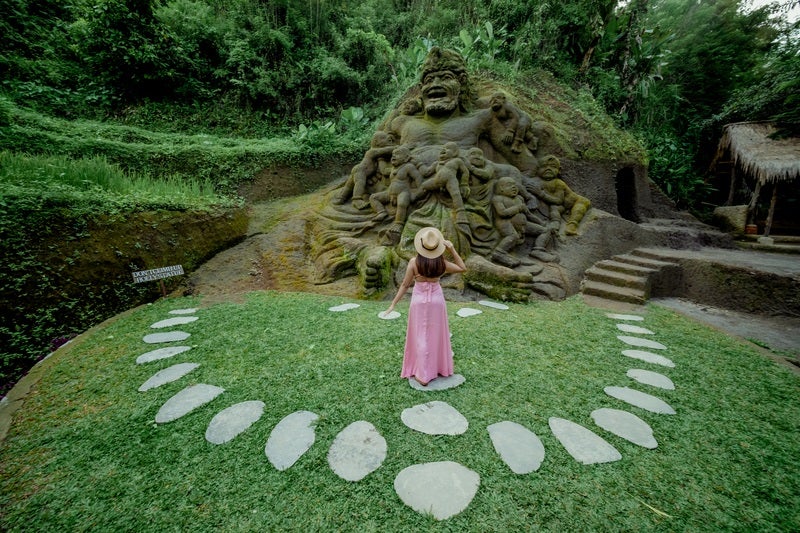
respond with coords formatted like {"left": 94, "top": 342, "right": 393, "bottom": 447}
{"left": 416, "top": 254, "right": 446, "bottom": 278}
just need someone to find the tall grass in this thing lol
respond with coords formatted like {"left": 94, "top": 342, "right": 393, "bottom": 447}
{"left": 1, "top": 105, "right": 369, "bottom": 193}
{"left": 0, "top": 151, "right": 238, "bottom": 212}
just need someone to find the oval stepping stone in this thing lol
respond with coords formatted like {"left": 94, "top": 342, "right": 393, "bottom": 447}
{"left": 621, "top": 349, "right": 675, "bottom": 368}
{"left": 139, "top": 363, "right": 199, "bottom": 392}
{"left": 616, "top": 323, "right": 654, "bottom": 335}
{"left": 478, "top": 300, "right": 509, "bottom": 310}
{"left": 150, "top": 316, "right": 199, "bottom": 329}
{"left": 155, "top": 383, "right": 224, "bottom": 424}
{"left": 401, "top": 401, "right": 468, "bottom": 435}
{"left": 487, "top": 421, "right": 545, "bottom": 474}
{"left": 408, "top": 374, "right": 465, "bottom": 391}
{"left": 394, "top": 462, "right": 480, "bottom": 520}
{"left": 456, "top": 307, "right": 482, "bottom": 317}
{"left": 591, "top": 408, "right": 658, "bottom": 449}
{"left": 606, "top": 313, "right": 644, "bottom": 321}
{"left": 265, "top": 410, "right": 319, "bottom": 471}
{"left": 604, "top": 386, "right": 676, "bottom": 414}
{"left": 617, "top": 335, "right": 667, "bottom": 350}
{"left": 205, "top": 400, "right": 265, "bottom": 445}
{"left": 169, "top": 308, "right": 198, "bottom": 315}
{"left": 329, "top": 303, "right": 360, "bottom": 312}
{"left": 378, "top": 310, "right": 401, "bottom": 320}
{"left": 327, "top": 421, "right": 387, "bottom": 482}
{"left": 136, "top": 346, "right": 192, "bottom": 364}
{"left": 548, "top": 417, "right": 622, "bottom": 465}
{"left": 143, "top": 331, "right": 190, "bottom": 344}
{"left": 627, "top": 369, "right": 675, "bottom": 390}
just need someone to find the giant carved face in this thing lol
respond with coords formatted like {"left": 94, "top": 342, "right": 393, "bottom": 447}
{"left": 421, "top": 70, "right": 462, "bottom": 117}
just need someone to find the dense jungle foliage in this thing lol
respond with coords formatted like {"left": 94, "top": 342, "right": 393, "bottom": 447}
{"left": 0, "top": 0, "right": 798, "bottom": 393}
{"left": 2, "top": 0, "right": 798, "bottom": 191}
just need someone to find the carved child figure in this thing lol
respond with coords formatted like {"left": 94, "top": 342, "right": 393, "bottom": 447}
{"left": 488, "top": 92, "right": 537, "bottom": 154}
{"left": 334, "top": 130, "right": 396, "bottom": 209}
{"left": 491, "top": 177, "right": 557, "bottom": 268}
{"left": 418, "top": 141, "right": 472, "bottom": 232}
{"left": 369, "top": 146, "right": 422, "bottom": 244}
{"left": 526, "top": 155, "right": 591, "bottom": 236}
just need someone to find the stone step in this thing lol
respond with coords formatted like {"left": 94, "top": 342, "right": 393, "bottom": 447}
{"left": 584, "top": 266, "right": 649, "bottom": 291}
{"left": 581, "top": 280, "right": 647, "bottom": 305}
{"left": 595, "top": 259, "right": 657, "bottom": 277}
{"left": 630, "top": 248, "right": 682, "bottom": 264}
{"left": 613, "top": 253, "right": 678, "bottom": 270}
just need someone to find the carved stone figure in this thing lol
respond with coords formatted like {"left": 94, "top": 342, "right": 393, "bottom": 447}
{"left": 487, "top": 91, "right": 537, "bottom": 154}
{"left": 307, "top": 47, "right": 591, "bottom": 300}
{"left": 526, "top": 155, "right": 591, "bottom": 236}
{"left": 417, "top": 142, "right": 472, "bottom": 232}
{"left": 491, "top": 177, "right": 557, "bottom": 267}
{"left": 369, "top": 146, "right": 423, "bottom": 245}
{"left": 333, "top": 130, "right": 396, "bottom": 209}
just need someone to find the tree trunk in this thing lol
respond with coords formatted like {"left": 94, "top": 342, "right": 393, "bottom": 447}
{"left": 764, "top": 183, "right": 778, "bottom": 237}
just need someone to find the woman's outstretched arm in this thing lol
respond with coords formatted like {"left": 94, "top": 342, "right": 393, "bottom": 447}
{"left": 385, "top": 258, "right": 416, "bottom": 313}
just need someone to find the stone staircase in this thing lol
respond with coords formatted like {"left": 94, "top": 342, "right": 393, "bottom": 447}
{"left": 581, "top": 249, "right": 681, "bottom": 307}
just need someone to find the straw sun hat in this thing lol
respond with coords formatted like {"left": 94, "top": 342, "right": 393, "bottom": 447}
{"left": 414, "top": 227, "right": 446, "bottom": 258}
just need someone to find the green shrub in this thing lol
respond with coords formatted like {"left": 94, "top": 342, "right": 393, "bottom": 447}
{"left": 0, "top": 96, "right": 11, "bottom": 127}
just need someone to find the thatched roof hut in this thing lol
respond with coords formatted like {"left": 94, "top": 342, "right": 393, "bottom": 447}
{"left": 714, "top": 122, "right": 800, "bottom": 236}
{"left": 717, "top": 122, "right": 800, "bottom": 185}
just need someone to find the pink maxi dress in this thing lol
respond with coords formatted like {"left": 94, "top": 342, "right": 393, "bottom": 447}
{"left": 400, "top": 280, "right": 454, "bottom": 383}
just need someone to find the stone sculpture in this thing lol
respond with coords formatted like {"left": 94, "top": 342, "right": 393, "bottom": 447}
{"left": 307, "top": 47, "right": 592, "bottom": 301}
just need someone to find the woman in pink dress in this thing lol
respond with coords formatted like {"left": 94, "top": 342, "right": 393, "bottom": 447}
{"left": 384, "top": 227, "right": 467, "bottom": 386}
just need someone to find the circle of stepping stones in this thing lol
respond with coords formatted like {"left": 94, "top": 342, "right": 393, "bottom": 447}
{"left": 401, "top": 401, "right": 468, "bottom": 436}
{"left": 487, "top": 421, "right": 545, "bottom": 474}
{"left": 327, "top": 421, "right": 387, "bottom": 482}
{"left": 150, "top": 316, "right": 199, "bottom": 329}
{"left": 143, "top": 331, "right": 190, "bottom": 344}
{"left": 394, "top": 462, "right": 480, "bottom": 521}
{"left": 627, "top": 368, "right": 675, "bottom": 390}
{"left": 169, "top": 308, "right": 198, "bottom": 315}
{"left": 328, "top": 303, "right": 360, "bottom": 312}
{"left": 155, "top": 383, "right": 225, "bottom": 424}
{"left": 616, "top": 323, "right": 654, "bottom": 335}
{"left": 621, "top": 349, "right": 675, "bottom": 368}
{"left": 130, "top": 304, "right": 682, "bottom": 521}
{"left": 606, "top": 313, "right": 644, "bottom": 321}
{"left": 617, "top": 335, "right": 667, "bottom": 350}
{"left": 590, "top": 408, "right": 657, "bottom": 449}
{"left": 265, "top": 410, "right": 319, "bottom": 471}
{"left": 604, "top": 386, "right": 676, "bottom": 415}
{"left": 138, "top": 362, "right": 199, "bottom": 392}
{"left": 407, "top": 374, "right": 465, "bottom": 391}
{"left": 206, "top": 401, "right": 266, "bottom": 445}
{"left": 136, "top": 346, "right": 192, "bottom": 364}
{"left": 478, "top": 300, "right": 509, "bottom": 310}
{"left": 549, "top": 417, "right": 622, "bottom": 465}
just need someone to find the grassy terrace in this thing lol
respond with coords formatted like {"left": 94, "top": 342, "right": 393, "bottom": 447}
{"left": 1, "top": 293, "right": 798, "bottom": 531}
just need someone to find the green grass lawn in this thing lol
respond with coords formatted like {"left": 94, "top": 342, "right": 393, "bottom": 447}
{"left": 1, "top": 292, "right": 798, "bottom": 531}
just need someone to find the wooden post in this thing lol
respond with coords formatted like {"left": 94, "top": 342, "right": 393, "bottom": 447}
{"left": 747, "top": 179, "right": 762, "bottom": 224}
{"left": 764, "top": 182, "right": 778, "bottom": 237}
{"left": 725, "top": 164, "right": 737, "bottom": 206}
